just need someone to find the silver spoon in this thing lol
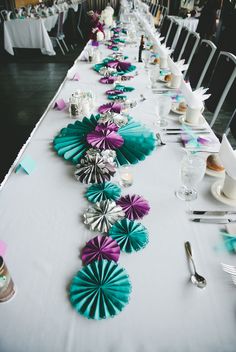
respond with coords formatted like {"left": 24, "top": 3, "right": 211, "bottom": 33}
{"left": 185, "top": 241, "right": 207, "bottom": 289}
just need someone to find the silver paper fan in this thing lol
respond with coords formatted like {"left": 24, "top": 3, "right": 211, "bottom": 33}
{"left": 83, "top": 200, "right": 125, "bottom": 233}
{"left": 75, "top": 148, "right": 117, "bottom": 184}
{"left": 98, "top": 113, "right": 128, "bottom": 127}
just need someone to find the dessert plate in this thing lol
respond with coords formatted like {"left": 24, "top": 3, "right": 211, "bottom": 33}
{"left": 171, "top": 103, "right": 186, "bottom": 115}
{"left": 211, "top": 180, "right": 236, "bottom": 207}
{"left": 205, "top": 167, "right": 225, "bottom": 178}
{"left": 179, "top": 114, "right": 206, "bottom": 127}
{"left": 165, "top": 82, "right": 179, "bottom": 89}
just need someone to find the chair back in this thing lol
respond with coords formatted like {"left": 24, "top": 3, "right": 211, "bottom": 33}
{"left": 152, "top": 3, "right": 159, "bottom": 16}
{"left": 187, "top": 40, "right": 216, "bottom": 89}
{"left": 229, "top": 108, "right": 236, "bottom": 140}
{"left": 205, "top": 51, "right": 236, "bottom": 127}
{"left": 179, "top": 31, "right": 200, "bottom": 66}
{"left": 165, "top": 20, "right": 179, "bottom": 49}
{"left": 171, "top": 26, "right": 188, "bottom": 62}
{"left": 160, "top": 15, "right": 171, "bottom": 38}
{"left": 0, "top": 10, "right": 8, "bottom": 21}
{"left": 57, "top": 11, "right": 64, "bottom": 37}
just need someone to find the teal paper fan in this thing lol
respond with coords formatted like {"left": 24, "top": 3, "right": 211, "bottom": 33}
{"left": 70, "top": 259, "right": 132, "bottom": 320}
{"left": 109, "top": 218, "right": 149, "bottom": 253}
{"left": 54, "top": 115, "right": 157, "bottom": 166}
{"left": 53, "top": 114, "right": 100, "bottom": 164}
{"left": 85, "top": 182, "right": 121, "bottom": 203}
{"left": 117, "top": 119, "right": 157, "bottom": 165}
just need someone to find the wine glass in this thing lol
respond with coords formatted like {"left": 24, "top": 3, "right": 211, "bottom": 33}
{"left": 155, "top": 95, "right": 171, "bottom": 128}
{"left": 176, "top": 153, "right": 206, "bottom": 201}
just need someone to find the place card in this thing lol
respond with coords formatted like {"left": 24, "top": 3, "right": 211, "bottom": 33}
{"left": 54, "top": 98, "right": 66, "bottom": 110}
{"left": 0, "top": 240, "right": 7, "bottom": 257}
{"left": 72, "top": 73, "right": 80, "bottom": 81}
{"left": 15, "top": 156, "right": 36, "bottom": 175}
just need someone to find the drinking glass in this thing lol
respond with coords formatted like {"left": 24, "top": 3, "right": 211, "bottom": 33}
{"left": 155, "top": 95, "right": 171, "bottom": 127}
{"left": 142, "top": 50, "right": 151, "bottom": 70}
{"left": 176, "top": 153, "right": 206, "bottom": 201}
{"left": 148, "top": 67, "right": 160, "bottom": 89}
{"left": 119, "top": 165, "right": 133, "bottom": 187}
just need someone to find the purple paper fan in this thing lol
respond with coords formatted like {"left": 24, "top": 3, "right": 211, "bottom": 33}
{"left": 106, "top": 89, "right": 123, "bottom": 96}
{"left": 87, "top": 123, "right": 124, "bottom": 150}
{"left": 107, "top": 60, "right": 131, "bottom": 72}
{"left": 98, "top": 102, "right": 122, "bottom": 114}
{"left": 117, "top": 194, "right": 150, "bottom": 220}
{"left": 99, "top": 77, "right": 117, "bottom": 84}
{"left": 82, "top": 235, "right": 120, "bottom": 264}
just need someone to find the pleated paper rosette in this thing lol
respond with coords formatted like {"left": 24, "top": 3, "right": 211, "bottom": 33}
{"left": 82, "top": 235, "right": 120, "bottom": 264}
{"left": 85, "top": 182, "right": 121, "bottom": 203}
{"left": 83, "top": 200, "right": 125, "bottom": 233}
{"left": 109, "top": 218, "right": 149, "bottom": 253}
{"left": 70, "top": 259, "right": 131, "bottom": 320}
{"left": 117, "top": 194, "right": 150, "bottom": 220}
{"left": 53, "top": 114, "right": 156, "bottom": 166}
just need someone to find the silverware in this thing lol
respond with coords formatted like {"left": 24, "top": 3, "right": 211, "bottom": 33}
{"left": 165, "top": 128, "right": 207, "bottom": 131}
{"left": 192, "top": 218, "right": 236, "bottom": 224}
{"left": 185, "top": 241, "right": 207, "bottom": 289}
{"left": 156, "top": 133, "right": 166, "bottom": 146}
{"left": 191, "top": 210, "right": 236, "bottom": 216}
{"left": 165, "top": 131, "right": 210, "bottom": 135}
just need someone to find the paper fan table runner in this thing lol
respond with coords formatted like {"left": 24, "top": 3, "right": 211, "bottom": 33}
{"left": 117, "top": 195, "right": 150, "bottom": 220}
{"left": 70, "top": 259, "right": 131, "bottom": 320}
{"left": 85, "top": 182, "right": 121, "bottom": 202}
{"left": 109, "top": 219, "right": 149, "bottom": 253}
{"left": 82, "top": 235, "right": 120, "bottom": 264}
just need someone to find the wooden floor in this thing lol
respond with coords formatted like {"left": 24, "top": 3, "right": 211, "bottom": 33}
{"left": 0, "top": 47, "right": 83, "bottom": 184}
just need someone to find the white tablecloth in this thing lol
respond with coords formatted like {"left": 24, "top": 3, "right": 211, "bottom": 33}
{"left": 4, "top": 18, "right": 56, "bottom": 56}
{"left": 1, "top": 38, "right": 236, "bottom": 352}
{"left": 170, "top": 15, "right": 199, "bottom": 32}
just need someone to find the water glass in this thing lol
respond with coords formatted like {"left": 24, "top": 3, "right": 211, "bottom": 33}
{"left": 176, "top": 153, "right": 206, "bottom": 201}
{"left": 142, "top": 50, "right": 151, "bottom": 70}
{"left": 148, "top": 67, "right": 160, "bottom": 89}
{"left": 155, "top": 95, "right": 171, "bottom": 128}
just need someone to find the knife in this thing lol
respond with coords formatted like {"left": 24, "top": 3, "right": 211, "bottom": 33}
{"left": 192, "top": 218, "right": 236, "bottom": 224}
{"left": 165, "top": 131, "right": 210, "bottom": 135}
{"left": 191, "top": 211, "right": 236, "bottom": 216}
{"left": 165, "top": 128, "right": 207, "bottom": 131}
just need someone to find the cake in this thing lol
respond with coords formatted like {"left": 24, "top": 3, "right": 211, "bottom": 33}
{"left": 207, "top": 154, "right": 225, "bottom": 172}
{"left": 177, "top": 102, "right": 187, "bottom": 112}
{"left": 164, "top": 74, "right": 172, "bottom": 82}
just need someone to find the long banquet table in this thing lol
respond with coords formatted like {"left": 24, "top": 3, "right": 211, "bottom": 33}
{"left": 1, "top": 24, "right": 236, "bottom": 352}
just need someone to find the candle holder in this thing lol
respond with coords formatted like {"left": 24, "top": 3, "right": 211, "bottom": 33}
{"left": 119, "top": 165, "right": 133, "bottom": 187}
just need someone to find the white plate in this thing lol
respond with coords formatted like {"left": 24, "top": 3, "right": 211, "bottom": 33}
{"left": 179, "top": 114, "right": 206, "bottom": 127}
{"left": 171, "top": 103, "right": 186, "bottom": 115}
{"left": 211, "top": 180, "right": 236, "bottom": 207}
{"left": 165, "top": 82, "right": 178, "bottom": 90}
{"left": 159, "top": 76, "right": 167, "bottom": 82}
{"left": 205, "top": 167, "right": 225, "bottom": 178}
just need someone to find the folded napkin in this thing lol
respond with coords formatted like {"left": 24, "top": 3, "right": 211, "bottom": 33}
{"left": 157, "top": 43, "right": 173, "bottom": 59}
{"left": 167, "top": 57, "right": 188, "bottom": 76}
{"left": 219, "top": 134, "right": 236, "bottom": 180}
{"left": 180, "top": 82, "right": 210, "bottom": 109}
